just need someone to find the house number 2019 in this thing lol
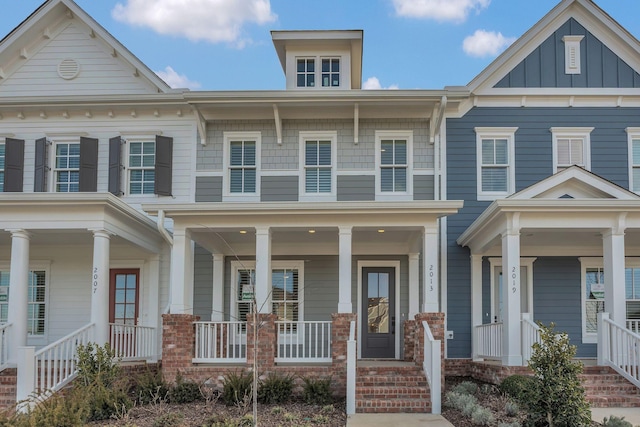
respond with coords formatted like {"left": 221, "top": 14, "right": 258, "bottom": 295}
{"left": 429, "top": 265, "right": 434, "bottom": 292}
{"left": 93, "top": 267, "right": 99, "bottom": 294}
{"left": 512, "top": 267, "right": 517, "bottom": 293}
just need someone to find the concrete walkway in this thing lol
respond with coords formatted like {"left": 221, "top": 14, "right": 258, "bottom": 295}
{"left": 346, "top": 413, "right": 454, "bottom": 427}
{"left": 592, "top": 408, "right": 640, "bottom": 426}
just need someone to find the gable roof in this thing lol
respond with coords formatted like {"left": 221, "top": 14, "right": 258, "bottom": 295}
{"left": 0, "top": 0, "right": 174, "bottom": 94}
{"left": 467, "top": 0, "right": 640, "bottom": 95}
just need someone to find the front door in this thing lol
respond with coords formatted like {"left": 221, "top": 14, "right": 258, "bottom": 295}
{"left": 362, "top": 267, "right": 395, "bottom": 358}
{"left": 109, "top": 269, "right": 139, "bottom": 325}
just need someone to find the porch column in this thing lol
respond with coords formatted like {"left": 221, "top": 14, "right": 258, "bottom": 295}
{"left": 6, "top": 229, "right": 30, "bottom": 353}
{"left": 501, "top": 215, "right": 522, "bottom": 366}
{"left": 211, "top": 254, "right": 225, "bottom": 321}
{"left": 422, "top": 225, "right": 439, "bottom": 313}
{"left": 90, "top": 229, "right": 111, "bottom": 346}
{"left": 338, "top": 226, "right": 353, "bottom": 313}
{"left": 603, "top": 224, "right": 626, "bottom": 326}
{"left": 255, "top": 227, "right": 272, "bottom": 314}
{"left": 147, "top": 255, "right": 161, "bottom": 361}
{"left": 170, "top": 227, "right": 194, "bottom": 314}
{"left": 408, "top": 253, "right": 420, "bottom": 318}
{"left": 471, "top": 253, "right": 483, "bottom": 361}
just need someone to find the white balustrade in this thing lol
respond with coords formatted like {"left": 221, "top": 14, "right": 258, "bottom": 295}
{"left": 475, "top": 322, "right": 503, "bottom": 360}
{"left": 521, "top": 314, "right": 540, "bottom": 365}
{"left": 422, "top": 320, "right": 442, "bottom": 414}
{"left": 109, "top": 324, "right": 156, "bottom": 361}
{"left": 0, "top": 323, "right": 11, "bottom": 370}
{"left": 346, "top": 320, "right": 356, "bottom": 415}
{"left": 275, "top": 321, "right": 332, "bottom": 363}
{"left": 627, "top": 319, "right": 640, "bottom": 334}
{"left": 599, "top": 313, "right": 640, "bottom": 388}
{"left": 193, "top": 321, "right": 247, "bottom": 363}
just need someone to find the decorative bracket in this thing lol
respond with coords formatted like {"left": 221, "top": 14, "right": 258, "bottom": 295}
{"left": 273, "top": 104, "right": 282, "bottom": 145}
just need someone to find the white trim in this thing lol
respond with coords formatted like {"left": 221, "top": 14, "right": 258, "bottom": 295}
{"left": 356, "top": 260, "right": 401, "bottom": 360}
{"left": 375, "top": 130, "right": 414, "bottom": 201}
{"left": 124, "top": 137, "right": 158, "bottom": 197}
{"left": 336, "top": 170, "right": 376, "bottom": 176}
{"left": 48, "top": 137, "right": 80, "bottom": 193}
{"left": 627, "top": 128, "right": 640, "bottom": 194}
{"left": 563, "top": 35, "right": 584, "bottom": 75}
{"left": 551, "top": 127, "right": 594, "bottom": 174}
{"left": 292, "top": 54, "right": 346, "bottom": 90}
{"left": 475, "top": 127, "right": 517, "bottom": 201}
{"left": 488, "top": 257, "right": 536, "bottom": 322}
{"left": 298, "top": 131, "right": 337, "bottom": 202}
{"left": 413, "top": 168, "right": 435, "bottom": 176}
{"left": 260, "top": 169, "right": 299, "bottom": 177}
{"left": 194, "top": 171, "right": 224, "bottom": 177}
{"left": 223, "top": 131, "right": 261, "bottom": 202}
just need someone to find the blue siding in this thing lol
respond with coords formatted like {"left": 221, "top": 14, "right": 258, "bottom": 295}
{"left": 495, "top": 18, "right": 640, "bottom": 88}
{"left": 446, "top": 106, "right": 640, "bottom": 358}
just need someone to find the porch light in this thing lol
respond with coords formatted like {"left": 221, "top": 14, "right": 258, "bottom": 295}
{"left": 308, "top": 229, "right": 316, "bottom": 234}
{"left": 239, "top": 230, "right": 247, "bottom": 234}
{"left": 378, "top": 229, "right": 385, "bottom": 233}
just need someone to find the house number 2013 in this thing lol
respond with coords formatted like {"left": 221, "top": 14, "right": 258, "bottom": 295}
{"left": 93, "top": 267, "right": 99, "bottom": 294}
{"left": 429, "top": 265, "right": 434, "bottom": 292}
{"left": 512, "top": 267, "right": 517, "bottom": 293}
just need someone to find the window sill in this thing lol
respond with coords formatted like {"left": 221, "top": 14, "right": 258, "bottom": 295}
{"left": 477, "top": 193, "right": 510, "bottom": 202}
{"left": 375, "top": 193, "right": 413, "bottom": 202}
{"left": 223, "top": 194, "right": 261, "bottom": 203}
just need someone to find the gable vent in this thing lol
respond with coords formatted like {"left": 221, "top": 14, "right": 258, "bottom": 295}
{"left": 57, "top": 58, "right": 80, "bottom": 80}
{"left": 562, "top": 35, "right": 584, "bottom": 75}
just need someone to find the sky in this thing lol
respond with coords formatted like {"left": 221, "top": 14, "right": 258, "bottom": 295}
{"left": 1, "top": 0, "right": 640, "bottom": 91}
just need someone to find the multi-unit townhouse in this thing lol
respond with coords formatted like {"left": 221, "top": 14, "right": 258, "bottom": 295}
{"left": 0, "top": 0, "right": 639, "bottom": 415}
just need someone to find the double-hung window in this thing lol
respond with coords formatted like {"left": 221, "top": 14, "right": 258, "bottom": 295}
{"left": 224, "top": 132, "right": 260, "bottom": 201}
{"left": 0, "top": 266, "right": 48, "bottom": 337}
{"left": 627, "top": 128, "right": 640, "bottom": 193}
{"left": 375, "top": 131, "right": 412, "bottom": 199}
{"left": 475, "top": 128, "right": 517, "bottom": 200}
{"left": 551, "top": 127, "right": 593, "bottom": 173}
{"left": 0, "top": 143, "right": 4, "bottom": 192}
{"left": 128, "top": 141, "right": 156, "bottom": 195}
{"left": 54, "top": 141, "right": 80, "bottom": 192}
{"left": 300, "top": 132, "right": 336, "bottom": 200}
{"left": 626, "top": 267, "right": 640, "bottom": 333}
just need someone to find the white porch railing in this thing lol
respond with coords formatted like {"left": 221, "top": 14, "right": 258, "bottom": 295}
{"left": 598, "top": 313, "right": 640, "bottom": 388}
{"left": 346, "top": 320, "right": 356, "bottom": 416}
{"left": 275, "top": 321, "right": 332, "bottom": 363}
{"left": 521, "top": 313, "right": 541, "bottom": 365}
{"left": 193, "top": 321, "right": 247, "bottom": 363}
{"left": 627, "top": 319, "right": 640, "bottom": 334}
{"left": 110, "top": 324, "right": 156, "bottom": 361}
{"left": 422, "top": 320, "right": 442, "bottom": 415}
{"left": 475, "top": 322, "right": 503, "bottom": 361}
{"left": 0, "top": 323, "right": 11, "bottom": 370}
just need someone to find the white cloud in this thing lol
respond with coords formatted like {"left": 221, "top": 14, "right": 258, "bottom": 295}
{"left": 112, "top": 0, "right": 276, "bottom": 46}
{"left": 463, "top": 29, "right": 515, "bottom": 58}
{"left": 363, "top": 77, "right": 399, "bottom": 90}
{"left": 156, "top": 66, "right": 201, "bottom": 89}
{"left": 392, "top": 0, "right": 490, "bottom": 23}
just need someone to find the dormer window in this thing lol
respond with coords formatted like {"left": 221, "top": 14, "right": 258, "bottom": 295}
{"left": 321, "top": 58, "right": 340, "bottom": 87}
{"left": 295, "top": 56, "right": 341, "bottom": 89}
{"left": 297, "top": 58, "right": 315, "bottom": 87}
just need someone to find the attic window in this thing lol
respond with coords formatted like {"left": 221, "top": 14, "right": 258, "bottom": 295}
{"left": 562, "top": 35, "right": 584, "bottom": 75}
{"left": 58, "top": 58, "right": 80, "bottom": 80}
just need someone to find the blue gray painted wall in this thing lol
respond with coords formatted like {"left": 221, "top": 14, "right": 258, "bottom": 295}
{"left": 496, "top": 18, "right": 640, "bottom": 88}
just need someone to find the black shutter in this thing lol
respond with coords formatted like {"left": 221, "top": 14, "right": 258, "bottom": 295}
{"left": 34, "top": 137, "right": 47, "bottom": 192}
{"left": 79, "top": 137, "right": 98, "bottom": 192}
{"left": 4, "top": 138, "right": 24, "bottom": 192}
{"left": 154, "top": 135, "right": 173, "bottom": 196}
{"left": 108, "top": 137, "right": 122, "bottom": 195}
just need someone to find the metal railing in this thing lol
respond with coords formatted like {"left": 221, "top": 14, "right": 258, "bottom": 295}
{"left": 521, "top": 313, "right": 541, "bottom": 364}
{"left": 475, "top": 322, "right": 503, "bottom": 360}
{"left": 110, "top": 324, "right": 156, "bottom": 361}
{"left": 275, "top": 321, "right": 331, "bottom": 363}
{"left": 193, "top": 321, "right": 247, "bottom": 363}
{"left": 599, "top": 313, "right": 640, "bottom": 388}
{"left": 422, "top": 320, "right": 442, "bottom": 415}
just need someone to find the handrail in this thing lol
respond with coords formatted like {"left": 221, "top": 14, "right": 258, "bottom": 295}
{"left": 346, "top": 320, "right": 356, "bottom": 416}
{"left": 599, "top": 313, "right": 640, "bottom": 388}
{"left": 521, "top": 314, "right": 540, "bottom": 365}
{"left": 422, "top": 320, "right": 441, "bottom": 415}
{"left": 0, "top": 323, "right": 12, "bottom": 370}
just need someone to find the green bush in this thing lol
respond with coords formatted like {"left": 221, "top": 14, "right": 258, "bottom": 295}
{"left": 444, "top": 391, "right": 477, "bottom": 410}
{"left": 505, "top": 400, "right": 520, "bottom": 417}
{"left": 221, "top": 371, "right": 253, "bottom": 406}
{"left": 471, "top": 405, "right": 495, "bottom": 426}
{"left": 498, "top": 423, "right": 522, "bottom": 427}
{"left": 257, "top": 372, "right": 294, "bottom": 404}
{"left": 21, "top": 389, "right": 90, "bottom": 427}
{"left": 602, "top": 416, "right": 634, "bottom": 427}
{"left": 525, "top": 323, "right": 591, "bottom": 427}
{"left": 499, "top": 374, "right": 537, "bottom": 404}
{"left": 133, "top": 367, "right": 169, "bottom": 404}
{"left": 452, "top": 380, "right": 478, "bottom": 396}
{"left": 302, "top": 376, "right": 333, "bottom": 405}
{"left": 152, "top": 412, "right": 183, "bottom": 427}
{"left": 75, "top": 342, "right": 120, "bottom": 387}
{"left": 168, "top": 373, "right": 202, "bottom": 404}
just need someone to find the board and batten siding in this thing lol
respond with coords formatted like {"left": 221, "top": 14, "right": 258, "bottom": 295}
{"left": 496, "top": 18, "right": 640, "bottom": 89}
{"left": 0, "top": 22, "right": 158, "bottom": 97}
{"left": 446, "top": 106, "right": 640, "bottom": 358}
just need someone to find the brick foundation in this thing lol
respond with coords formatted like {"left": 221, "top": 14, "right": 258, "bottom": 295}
{"left": 403, "top": 320, "right": 417, "bottom": 362}
{"left": 162, "top": 313, "right": 199, "bottom": 383}
{"left": 413, "top": 313, "right": 446, "bottom": 393}
{"left": 0, "top": 368, "right": 16, "bottom": 411}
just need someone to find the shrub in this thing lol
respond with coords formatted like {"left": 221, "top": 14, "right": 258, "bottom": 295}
{"left": 471, "top": 405, "right": 495, "bottom": 426}
{"left": 152, "top": 412, "right": 183, "bottom": 427}
{"left": 499, "top": 374, "right": 537, "bottom": 404}
{"left": 444, "top": 391, "right": 477, "bottom": 410}
{"left": 505, "top": 400, "right": 520, "bottom": 417}
{"left": 602, "top": 416, "right": 634, "bottom": 427}
{"left": 257, "top": 372, "right": 293, "bottom": 404}
{"left": 452, "top": 380, "right": 478, "bottom": 396}
{"left": 221, "top": 371, "right": 253, "bottom": 406}
{"left": 461, "top": 399, "right": 477, "bottom": 417}
{"left": 302, "top": 376, "right": 333, "bottom": 405}
{"left": 168, "top": 373, "right": 202, "bottom": 404}
{"left": 526, "top": 323, "right": 591, "bottom": 427}
{"left": 20, "top": 389, "right": 90, "bottom": 427}
{"left": 498, "top": 423, "right": 522, "bottom": 427}
{"left": 133, "top": 367, "right": 169, "bottom": 405}
{"left": 75, "top": 343, "right": 120, "bottom": 387}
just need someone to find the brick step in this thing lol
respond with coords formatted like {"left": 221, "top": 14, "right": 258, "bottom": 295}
{"left": 356, "top": 377, "right": 428, "bottom": 388}
{"left": 583, "top": 383, "right": 640, "bottom": 394}
{"left": 356, "top": 398, "right": 430, "bottom": 414}
{"left": 357, "top": 367, "right": 423, "bottom": 375}
{"left": 356, "top": 385, "right": 430, "bottom": 399}
{"left": 588, "top": 394, "right": 640, "bottom": 408}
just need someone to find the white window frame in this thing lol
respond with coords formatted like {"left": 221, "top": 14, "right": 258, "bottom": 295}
{"left": 475, "top": 127, "right": 517, "bottom": 201}
{"left": 123, "top": 136, "right": 157, "bottom": 197}
{"left": 627, "top": 127, "right": 640, "bottom": 193}
{"left": 551, "top": 127, "right": 593, "bottom": 174}
{"left": 293, "top": 54, "right": 344, "bottom": 90}
{"left": 49, "top": 139, "right": 80, "bottom": 193}
{"left": 296, "top": 57, "right": 316, "bottom": 88}
{"left": 223, "top": 132, "right": 261, "bottom": 202}
{"left": 0, "top": 141, "right": 4, "bottom": 193}
{"left": 299, "top": 131, "right": 337, "bottom": 201}
{"left": 375, "top": 131, "right": 413, "bottom": 201}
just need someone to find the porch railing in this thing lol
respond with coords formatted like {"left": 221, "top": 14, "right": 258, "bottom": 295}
{"left": 0, "top": 323, "right": 11, "bottom": 371}
{"left": 110, "top": 324, "right": 156, "bottom": 361}
{"left": 422, "top": 320, "right": 442, "bottom": 415}
{"left": 193, "top": 321, "right": 247, "bottom": 363}
{"left": 598, "top": 313, "right": 640, "bottom": 388}
{"left": 275, "top": 321, "right": 332, "bottom": 363}
{"left": 627, "top": 320, "right": 640, "bottom": 334}
{"left": 346, "top": 320, "right": 356, "bottom": 415}
{"left": 521, "top": 313, "right": 541, "bottom": 365}
{"left": 475, "top": 322, "right": 503, "bottom": 360}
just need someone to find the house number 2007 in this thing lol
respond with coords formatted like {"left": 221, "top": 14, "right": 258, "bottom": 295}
{"left": 93, "top": 267, "right": 99, "bottom": 294}
{"left": 512, "top": 267, "right": 517, "bottom": 293}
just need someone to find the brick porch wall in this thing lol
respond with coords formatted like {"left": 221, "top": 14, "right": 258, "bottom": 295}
{"left": 162, "top": 313, "right": 199, "bottom": 383}
{"left": 444, "top": 358, "right": 532, "bottom": 385}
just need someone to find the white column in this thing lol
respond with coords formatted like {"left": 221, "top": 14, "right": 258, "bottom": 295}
{"left": 170, "top": 227, "right": 194, "bottom": 314}
{"left": 7, "top": 229, "right": 30, "bottom": 352}
{"left": 422, "top": 225, "right": 439, "bottom": 313}
{"left": 603, "top": 228, "right": 626, "bottom": 326}
{"left": 408, "top": 253, "right": 420, "bottom": 318}
{"left": 501, "top": 223, "right": 522, "bottom": 366}
{"left": 338, "top": 226, "right": 353, "bottom": 313}
{"left": 147, "top": 255, "right": 161, "bottom": 361}
{"left": 255, "top": 227, "right": 272, "bottom": 314}
{"left": 211, "top": 254, "right": 225, "bottom": 321}
{"left": 90, "top": 229, "right": 111, "bottom": 345}
{"left": 471, "top": 254, "right": 483, "bottom": 361}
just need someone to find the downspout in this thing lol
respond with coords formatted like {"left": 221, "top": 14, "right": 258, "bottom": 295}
{"left": 157, "top": 210, "right": 174, "bottom": 314}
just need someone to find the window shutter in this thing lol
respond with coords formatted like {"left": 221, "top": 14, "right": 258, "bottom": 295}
{"left": 4, "top": 138, "right": 24, "bottom": 192}
{"left": 34, "top": 137, "right": 47, "bottom": 192}
{"left": 79, "top": 137, "right": 98, "bottom": 192}
{"left": 108, "top": 137, "right": 122, "bottom": 195}
{"left": 154, "top": 135, "right": 173, "bottom": 196}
